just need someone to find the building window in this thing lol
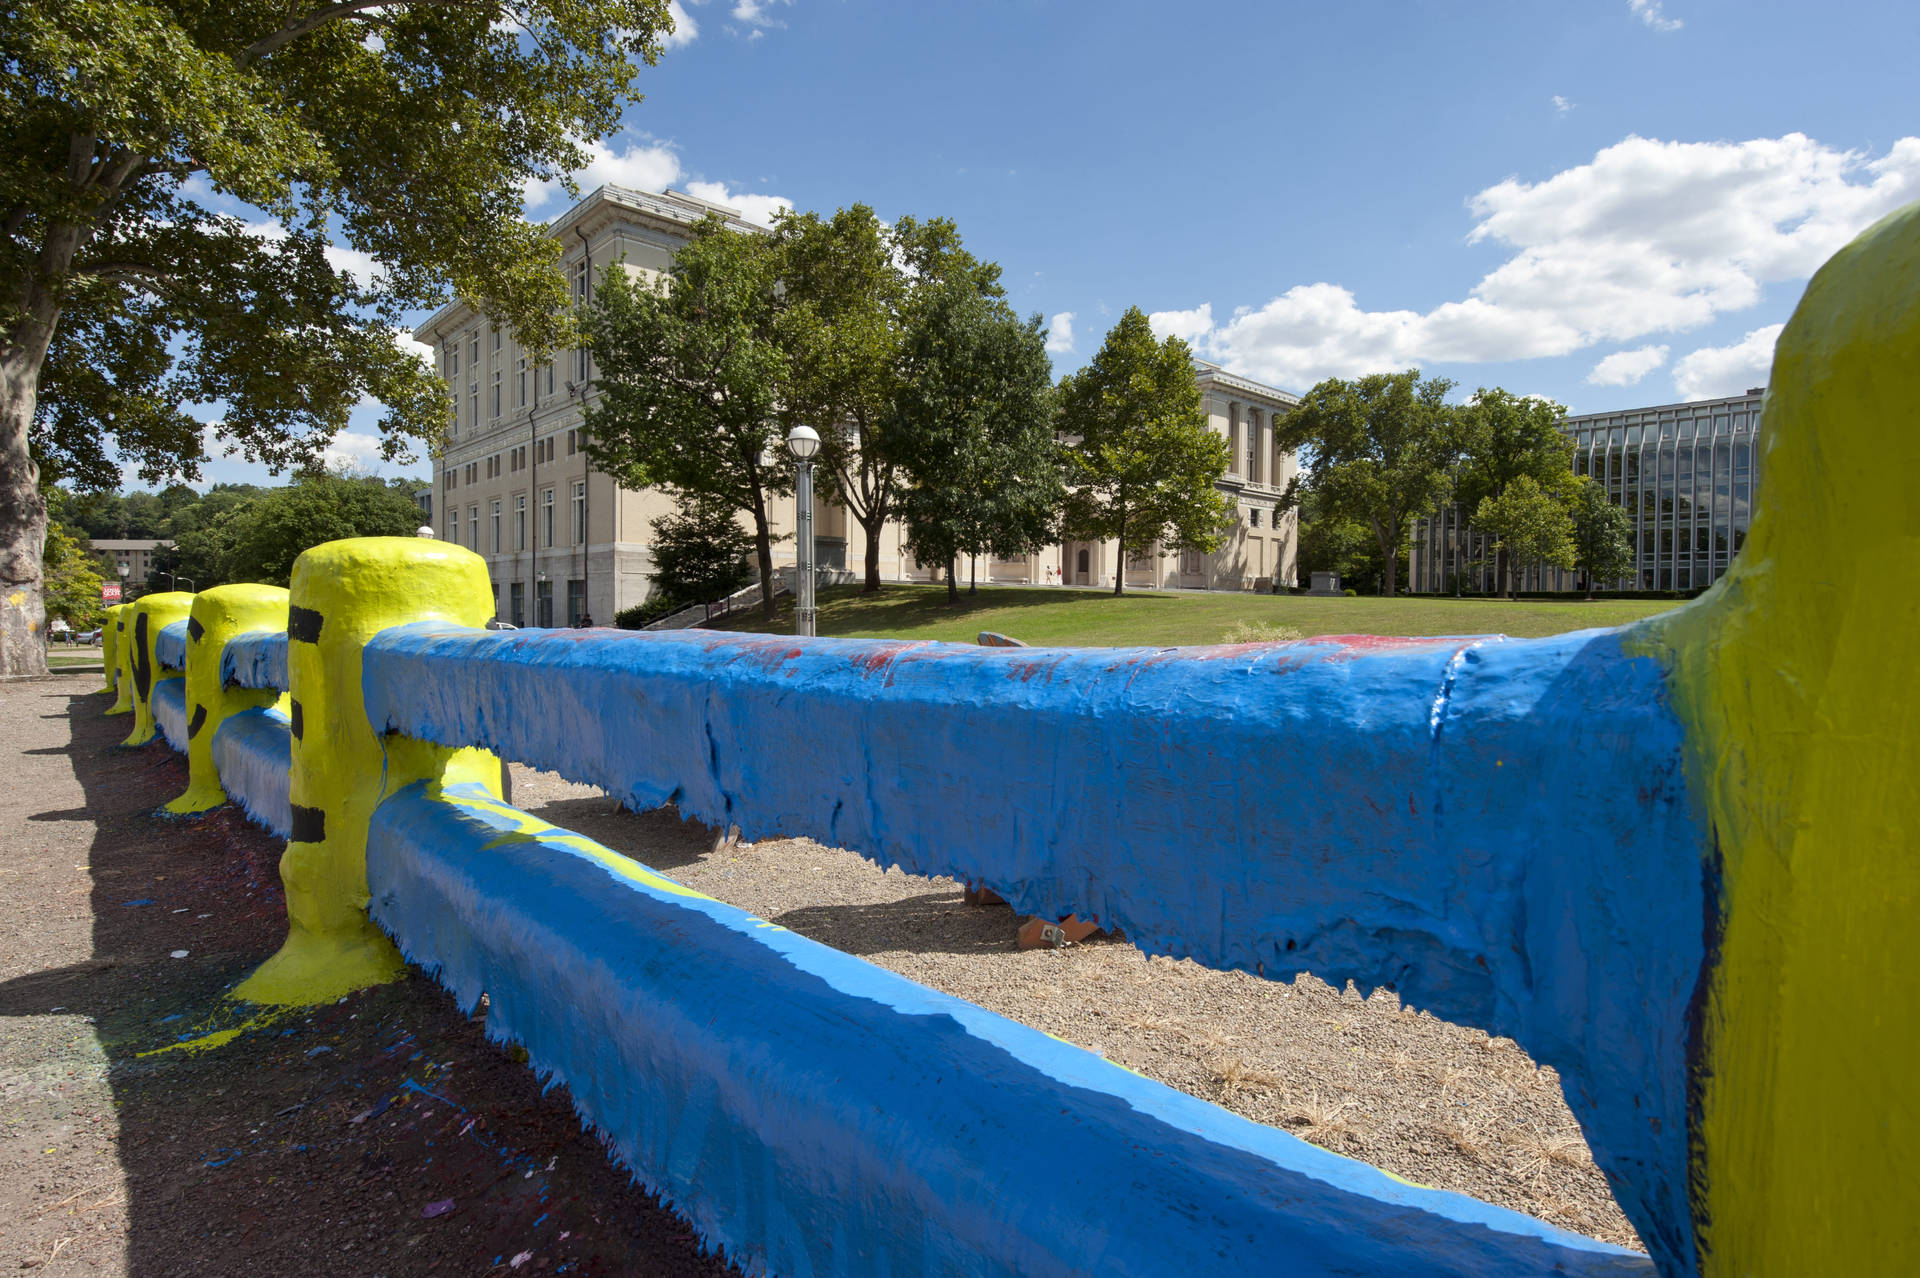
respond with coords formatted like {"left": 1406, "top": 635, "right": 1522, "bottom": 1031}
{"left": 447, "top": 343, "right": 458, "bottom": 377}
{"left": 574, "top": 257, "right": 589, "bottom": 302}
{"left": 546, "top": 364, "right": 555, "bottom": 397}
{"left": 1249, "top": 508, "right": 1261, "bottom": 528}
{"left": 576, "top": 345, "right": 588, "bottom": 384}
{"left": 469, "top": 330, "right": 479, "bottom": 367}
{"left": 517, "top": 358, "right": 526, "bottom": 408}
{"left": 491, "top": 370, "right": 501, "bottom": 419}
{"left": 514, "top": 495, "right": 526, "bottom": 551}
{"left": 1181, "top": 549, "right": 1203, "bottom": 575}
{"left": 493, "top": 327, "right": 501, "bottom": 353}
{"left": 468, "top": 505, "right": 478, "bottom": 551}
{"left": 567, "top": 429, "right": 576, "bottom": 456}
{"left": 468, "top": 383, "right": 478, "bottom": 428}
{"left": 509, "top": 581, "right": 524, "bottom": 627}
{"left": 541, "top": 487, "right": 554, "bottom": 548}
{"left": 567, "top": 579, "right": 586, "bottom": 627}
{"left": 571, "top": 481, "right": 586, "bottom": 544}
{"left": 490, "top": 500, "right": 501, "bottom": 553}
{"left": 535, "top": 577, "right": 553, "bottom": 628}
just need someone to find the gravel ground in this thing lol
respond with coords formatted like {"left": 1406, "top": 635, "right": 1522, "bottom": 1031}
{"left": 1, "top": 676, "right": 1641, "bottom": 1274}
{"left": 513, "top": 767, "right": 1645, "bottom": 1254}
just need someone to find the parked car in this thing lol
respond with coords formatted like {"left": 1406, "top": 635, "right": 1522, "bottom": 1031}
{"left": 76, "top": 628, "right": 103, "bottom": 644}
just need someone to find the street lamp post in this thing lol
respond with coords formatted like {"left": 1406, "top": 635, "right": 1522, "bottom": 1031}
{"left": 116, "top": 562, "right": 130, "bottom": 603}
{"left": 536, "top": 570, "right": 549, "bottom": 629}
{"left": 176, "top": 576, "right": 195, "bottom": 593}
{"left": 786, "top": 424, "right": 821, "bottom": 637}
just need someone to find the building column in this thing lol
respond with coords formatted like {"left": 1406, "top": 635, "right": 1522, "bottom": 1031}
{"left": 1228, "top": 402, "right": 1242, "bottom": 478}
{"left": 1259, "top": 410, "right": 1274, "bottom": 488}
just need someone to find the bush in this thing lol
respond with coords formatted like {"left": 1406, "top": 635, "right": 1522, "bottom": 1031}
{"left": 614, "top": 598, "right": 684, "bottom": 631}
{"left": 1220, "top": 620, "right": 1304, "bottom": 644}
{"left": 1342, "top": 587, "right": 1358, "bottom": 596}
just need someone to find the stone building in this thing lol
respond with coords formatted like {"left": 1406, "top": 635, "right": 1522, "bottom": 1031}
{"left": 416, "top": 184, "right": 1301, "bottom": 623}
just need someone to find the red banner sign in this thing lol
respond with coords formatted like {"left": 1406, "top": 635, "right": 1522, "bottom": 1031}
{"left": 101, "top": 583, "right": 122, "bottom": 602}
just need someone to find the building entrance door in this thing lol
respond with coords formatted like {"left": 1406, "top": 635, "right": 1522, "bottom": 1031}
{"left": 1075, "top": 548, "right": 1090, "bottom": 585}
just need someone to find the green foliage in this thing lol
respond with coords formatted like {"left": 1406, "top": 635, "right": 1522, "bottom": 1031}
{"left": 1472, "top": 474, "right": 1575, "bottom": 596}
{"left": 1220, "top": 619, "right": 1303, "bottom": 643}
{"left": 1453, "top": 388, "right": 1574, "bottom": 593}
{"left": 1276, "top": 370, "right": 1460, "bottom": 597}
{"left": 214, "top": 473, "right": 429, "bottom": 586}
{"left": 42, "top": 519, "right": 106, "bottom": 627}
{"left": 1291, "top": 483, "right": 1402, "bottom": 595}
{"left": 583, "top": 217, "right": 791, "bottom": 618}
{"left": 9, "top": 0, "right": 673, "bottom": 487}
{"left": 892, "top": 279, "right": 1061, "bottom": 601}
{"left": 1568, "top": 475, "right": 1636, "bottom": 596}
{"left": 1057, "top": 309, "right": 1233, "bottom": 595}
{"left": 646, "top": 491, "right": 756, "bottom": 609}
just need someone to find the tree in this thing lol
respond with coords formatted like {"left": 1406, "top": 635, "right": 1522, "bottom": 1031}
{"left": 217, "top": 473, "right": 429, "bottom": 586}
{"left": 582, "top": 217, "right": 791, "bottom": 621}
{"left": 771, "top": 205, "right": 905, "bottom": 593}
{"left": 1472, "top": 474, "right": 1574, "bottom": 597}
{"left": 1293, "top": 485, "right": 1391, "bottom": 594}
{"left": 1276, "top": 370, "right": 1460, "bottom": 597}
{"left": 772, "top": 208, "right": 1016, "bottom": 594}
{"left": 1568, "top": 475, "right": 1635, "bottom": 598}
{"left": 645, "top": 491, "right": 756, "bottom": 610}
{"left": 892, "top": 280, "right": 1061, "bottom": 603}
{"left": 43, "top": 519, "right": 107, "bottom": 629}
{"left": 1454, "top": 388, "right": 1573, "bottom": 594}
{"left": 1057, "top": 309, "right": 1233, "bottom": 596}
{"left": 3, "top": 2, "right": 675, "bottom": 675}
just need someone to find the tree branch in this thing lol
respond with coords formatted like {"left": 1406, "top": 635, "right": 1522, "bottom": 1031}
{"left": 240, "top": 0, "right": 492, "bottom": 66}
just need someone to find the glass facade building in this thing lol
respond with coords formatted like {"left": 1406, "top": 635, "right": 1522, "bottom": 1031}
{"left": 1410, "top": 389, "right": 1765, "bottom": 595}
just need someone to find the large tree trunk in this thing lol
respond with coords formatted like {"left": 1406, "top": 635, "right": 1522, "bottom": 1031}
{"left": 1, "top": 312, "right": 59, "bottom": 678}
{"left": 945, "top": 555, "right": 959, "bottom": 605}
{"left": 860, "top": 507, "right": 885, "bottom": 592}
{"left": 1372, "top": 516, "right": 1397, "bottom": 597}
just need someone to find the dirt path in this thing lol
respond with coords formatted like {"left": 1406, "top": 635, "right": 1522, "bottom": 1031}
{"left": 2, "top": 677, "right": 1640, "bottom": 1276}
{"left": 0, "top": 678, "right": 736, "bottom": 1277}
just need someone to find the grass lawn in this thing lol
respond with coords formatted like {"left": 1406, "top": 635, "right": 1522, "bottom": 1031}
{"left": 706, "top": 583, "right": 1685, "bottom": 647}
{"left": 47, "top": 650, "right": 104, "bottom": 668}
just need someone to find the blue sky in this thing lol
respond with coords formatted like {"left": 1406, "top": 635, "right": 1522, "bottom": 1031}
{"left": 179, "top": 0, "right": 1919, "bottom": 487}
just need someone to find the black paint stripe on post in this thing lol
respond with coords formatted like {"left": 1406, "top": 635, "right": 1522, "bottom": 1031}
{"left": 133, "top": 613, "right": 152, "bottom": 700}
{"left": 187, "top": 617, "right": 205, "bottom": 643}
{"left": 289, "top": 805, "right": 327, "bottom": 843}
{"left": 287, "top": 606, "right": 324, "bottom": 644}
{"left": 187, "top": 704, "right": 208, "bottom": 739}
{"left": 289, "top": 700, "right": 303, "bottom": 741}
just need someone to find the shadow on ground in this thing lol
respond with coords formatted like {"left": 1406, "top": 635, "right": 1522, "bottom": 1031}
{"left": 0, "top": 689, "right": 737, "bottom": 1277}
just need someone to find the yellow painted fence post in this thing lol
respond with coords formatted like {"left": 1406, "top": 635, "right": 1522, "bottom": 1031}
{"left": 99, "top": 603, "right": 125, "bottom": 698}
{"left": 105, "top": 604, "right": 135, "bottom": 715}
{"left": 121, "top": 592, "right": 193, "bottom": 747}
{"left": 164, "top": 585, "right": 290, "bottom": 815}
{"left": 235, "top": 537, "right": 500, "bottom": 1006}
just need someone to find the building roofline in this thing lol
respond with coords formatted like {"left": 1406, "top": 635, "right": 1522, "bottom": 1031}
{"left": 414, "top": 185, "right": 762, "bottom": 343}
{"left": 1561, "top": 389, "right": 1765, "bottom": 424}
{"left": 1191, "top": 359, "right": 1302, "bottom": 407}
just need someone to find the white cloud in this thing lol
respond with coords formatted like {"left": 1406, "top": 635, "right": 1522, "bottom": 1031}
{"left": 1672, "top": 325, "right": 1781, "bottom": 400}
{"left": 732, "top": 0, "right": 791, "bottom": 29}
{"left": 1552, "top": 95, "right": 1574, "bottom": 117}
{"left": 1158, "top": 133, "right": 1920, "bottom": 390}
{"left": 1147, "top": 303, "right": 1214, "bottom": 346}
{"left": 1045, "top": 312, "right": 1075, "bottom": 355}
{"left": 664, "top": 0, "right": 699, "bottom": 49}
{"left": 320, "top": 430, "right": 385, "bottom": 473}
{"left": 393, "top": 331, "right": 434, "bottom": 368}
{"left": 522, "top": 138, "right": 685, "bottom": 211}
{"left": 1629, "top": 1, "right": 1683, "bottom": 33}
{"left": 1587, "top": 344, "right": 1669, "bottom": 386}
{"left": 683, "top": 179, "right": 792, "bottom": 228}
{"left": 324, "top": 244, "right": 382, "bottom": 289}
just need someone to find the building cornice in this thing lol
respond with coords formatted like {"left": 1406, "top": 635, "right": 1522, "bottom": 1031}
{"left": 414, "top": 186, "right": 758, "bottom": 344}
{"left": 1192, "top": 360, "right": 1302, "bottom": 408}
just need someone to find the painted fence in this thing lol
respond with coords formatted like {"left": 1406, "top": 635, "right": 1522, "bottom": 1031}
{"left": 93, "top": 203, "right": 1920, "bottom": 1276}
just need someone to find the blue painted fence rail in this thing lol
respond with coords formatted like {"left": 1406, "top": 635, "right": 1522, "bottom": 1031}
{"left": 211, "top": 706, "right": 293, "bottom": 838}
{"left": 222, "top": 631, "right": 288, "bottom": 691}
{"left": 156, "top": 619, "right": 189, "bottom": 673}
{"left": 362, "top": 622, "right": 1705, "bottom": 1272}
{"left": 368, "top": 778, "right": 1651, "bottom": 1278}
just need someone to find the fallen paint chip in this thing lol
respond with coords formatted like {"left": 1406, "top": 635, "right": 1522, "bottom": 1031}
{"left": 170, "top": 950, "right": 189, "bottom": 958}
{"left": 423, "top": 1198, "right": 455, "bottom": 1218}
